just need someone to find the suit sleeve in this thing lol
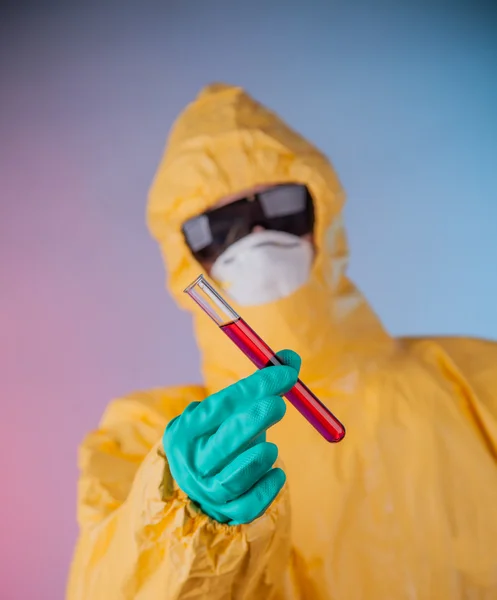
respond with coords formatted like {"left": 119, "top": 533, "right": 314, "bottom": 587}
{"left": 66, "top": 387, "right": 292, "bottom": 600}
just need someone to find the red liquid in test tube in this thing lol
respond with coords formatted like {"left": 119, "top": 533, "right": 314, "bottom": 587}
{"left": 184, "top": 275, "right": 346, "bottom": 443}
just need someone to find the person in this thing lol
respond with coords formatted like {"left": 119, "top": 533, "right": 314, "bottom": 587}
{"left": 67, "top": 83, "right": 497, "bottom": 599}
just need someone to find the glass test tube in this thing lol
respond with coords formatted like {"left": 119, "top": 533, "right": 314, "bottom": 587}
{"left": 184, "top": 274, "right": 346, "bottom": 443}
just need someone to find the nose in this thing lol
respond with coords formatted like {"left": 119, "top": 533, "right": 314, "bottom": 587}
{"left": 252, "top": 225, "right": 265, "bottom": 233}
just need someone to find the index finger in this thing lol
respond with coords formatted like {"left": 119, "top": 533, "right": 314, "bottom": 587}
{"left": 187, "top": 364, "right": 298, "bottom": 435}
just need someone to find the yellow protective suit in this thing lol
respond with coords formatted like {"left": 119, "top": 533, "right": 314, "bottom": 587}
{"left": 67, "top": 84, "right": 497, "bottom": 599}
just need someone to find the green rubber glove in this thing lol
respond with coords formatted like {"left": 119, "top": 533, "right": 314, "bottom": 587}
{"left": 163, "top": 350, "right": 301, "bottom": 525}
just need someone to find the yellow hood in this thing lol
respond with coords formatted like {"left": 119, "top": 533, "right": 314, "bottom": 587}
{"left": 147, "top": 83, "right": 391, "bottom": 394}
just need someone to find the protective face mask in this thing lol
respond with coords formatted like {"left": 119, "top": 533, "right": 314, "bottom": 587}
{"left": 211, "top": 230, "right": 314, "bottom": 307}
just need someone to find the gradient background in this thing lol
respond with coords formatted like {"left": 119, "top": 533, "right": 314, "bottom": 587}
{"left": 1, "top": 1, "right": 496, "bottom": 598}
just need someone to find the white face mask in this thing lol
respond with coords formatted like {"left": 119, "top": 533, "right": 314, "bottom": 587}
{"left": 211, "top": 230, "right": 314, "bottom": 307}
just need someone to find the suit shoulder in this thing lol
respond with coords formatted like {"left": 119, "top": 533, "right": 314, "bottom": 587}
{"left": 99, "top": 384, "right": 206, "bottom": 431}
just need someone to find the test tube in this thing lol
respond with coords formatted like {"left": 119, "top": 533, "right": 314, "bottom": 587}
{"left": 184, "top": 274, "right": 346, "bottom": 443}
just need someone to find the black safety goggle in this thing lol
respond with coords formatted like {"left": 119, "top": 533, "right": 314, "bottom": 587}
{"left": 182, "top": 184, "right": 315, "bottom": 263}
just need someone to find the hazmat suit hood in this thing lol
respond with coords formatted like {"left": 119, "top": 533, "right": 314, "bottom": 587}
{"left": 148, "top": 83, "right": 392, "bottom": 395}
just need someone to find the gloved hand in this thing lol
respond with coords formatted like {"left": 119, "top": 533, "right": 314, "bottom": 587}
{"left": 163, "top": 350, "right": 301, "bottom": 525}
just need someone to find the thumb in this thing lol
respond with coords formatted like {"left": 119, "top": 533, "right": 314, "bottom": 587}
{"left": 275, "top": 349, "right": 302, "bottom": 375}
